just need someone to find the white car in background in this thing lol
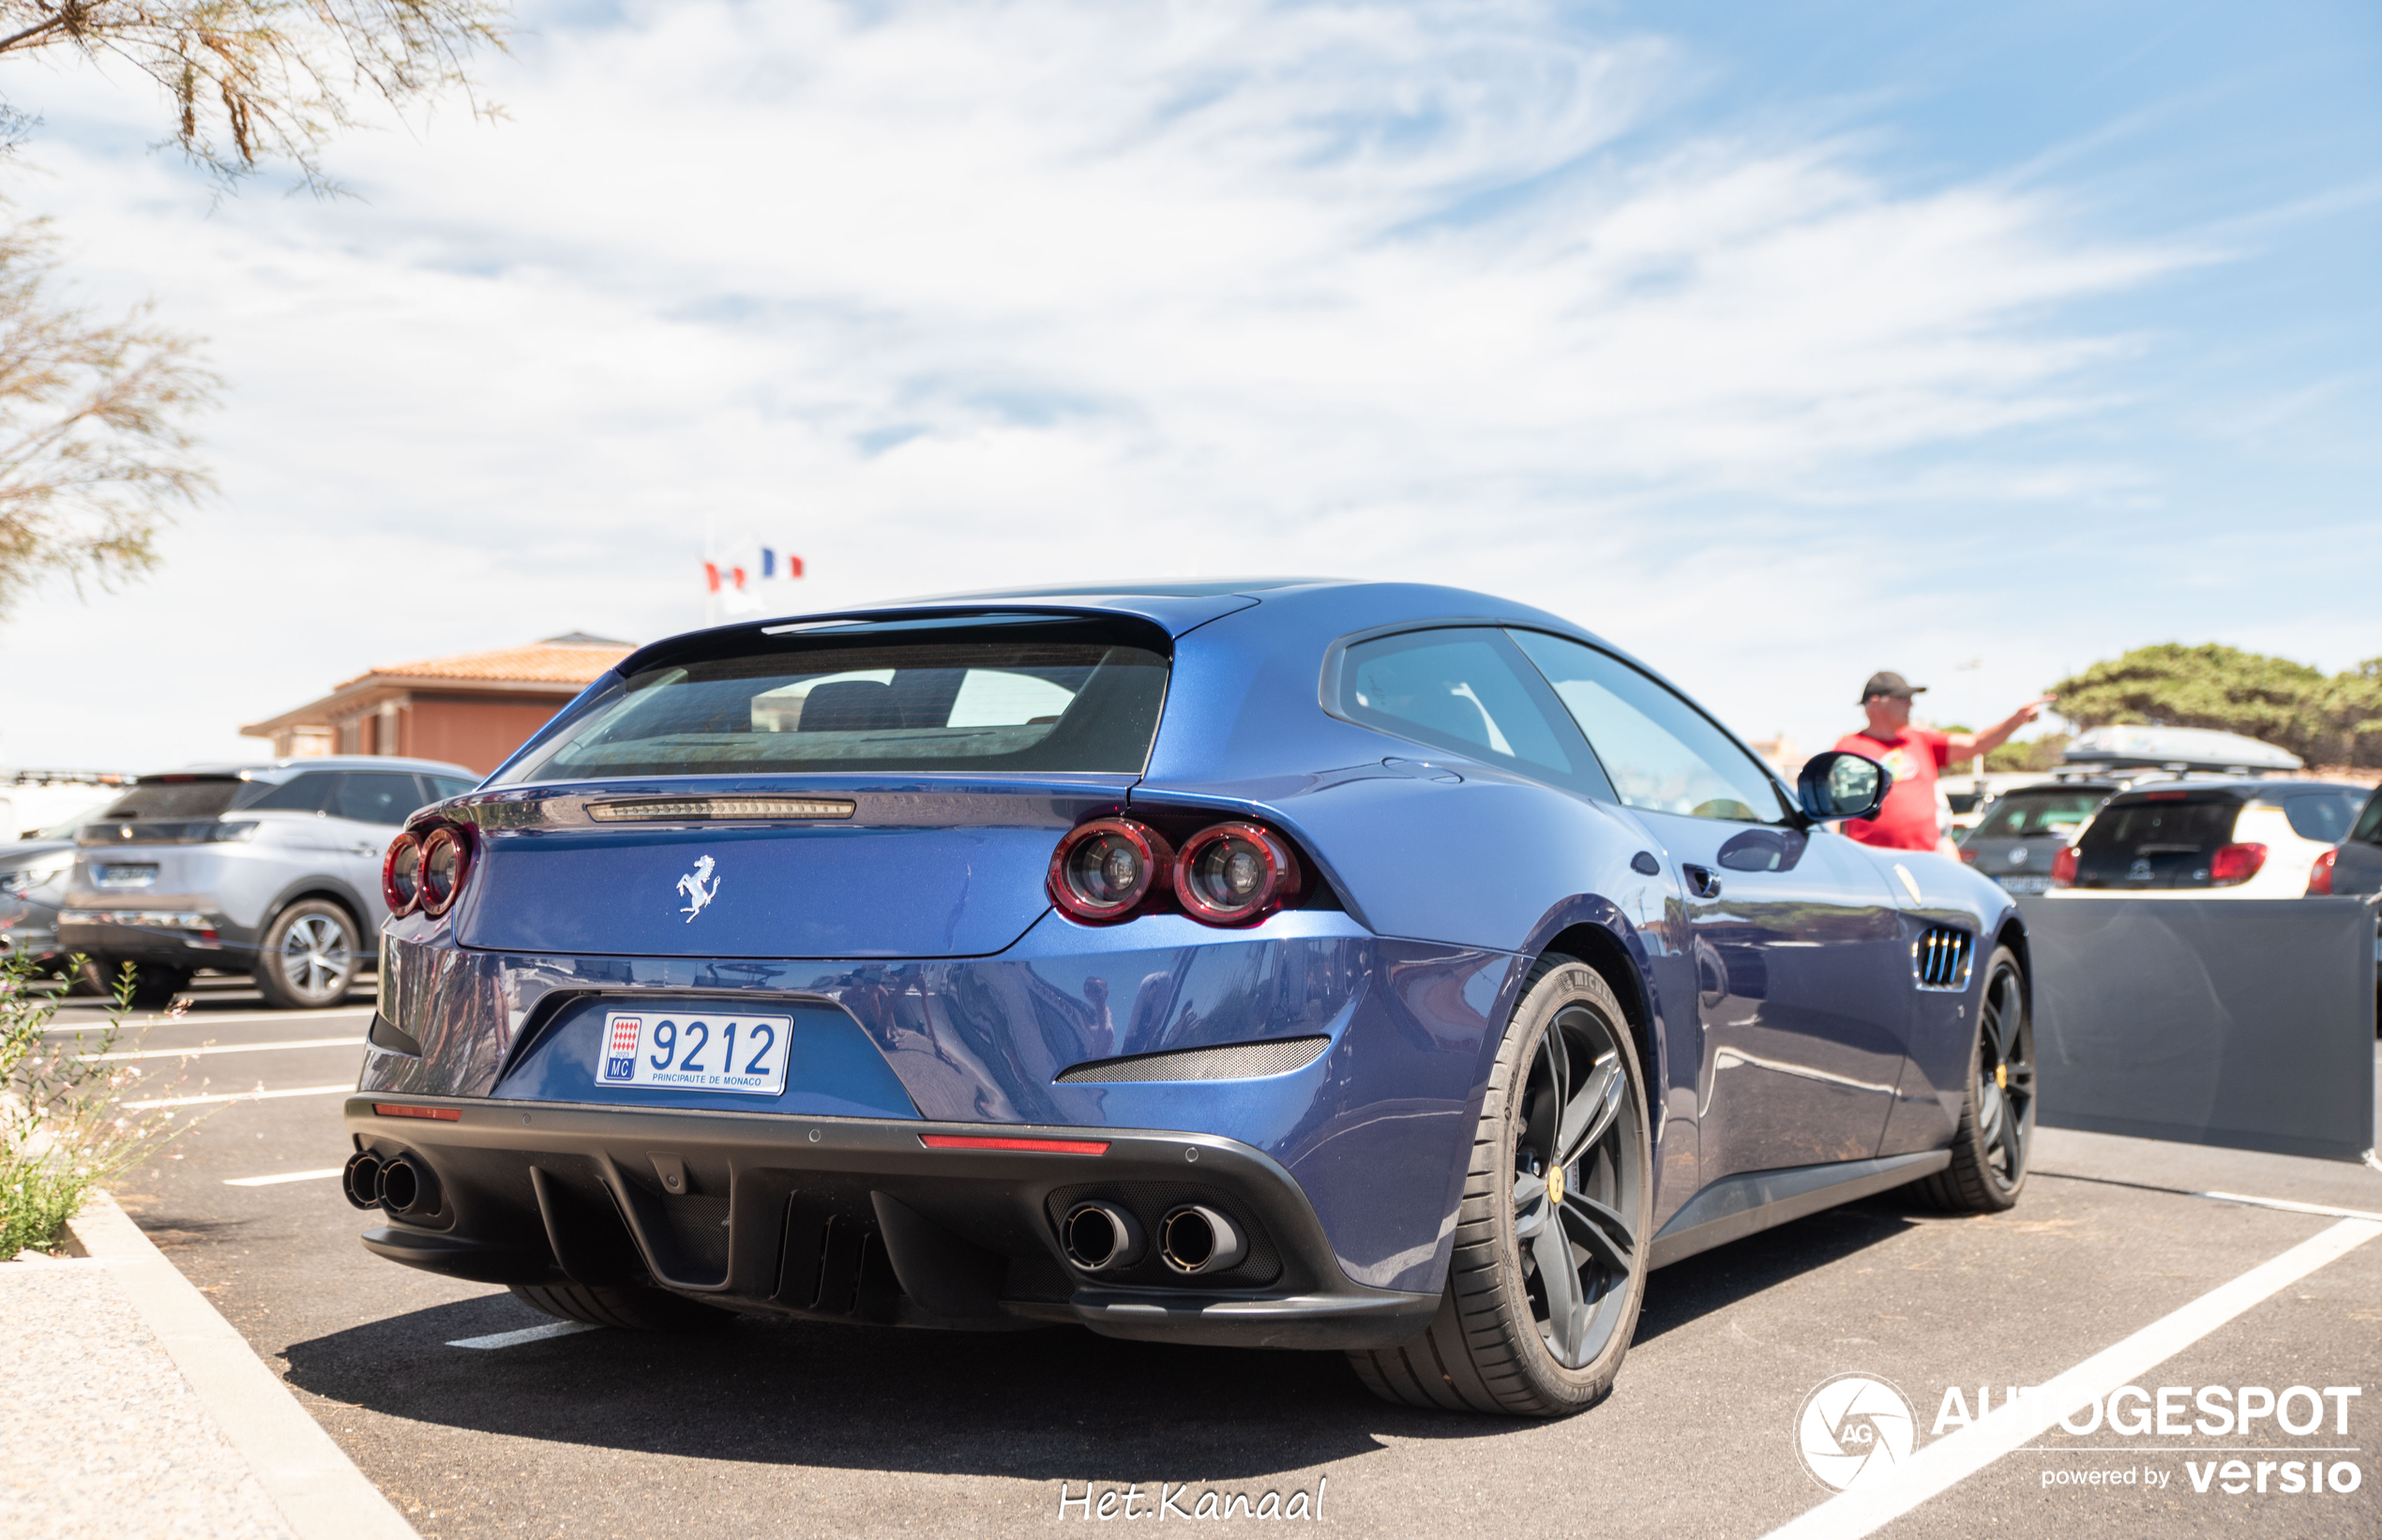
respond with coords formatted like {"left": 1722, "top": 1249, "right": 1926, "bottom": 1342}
{"left": 2049, "top": 778, "right": 2369, "bottom": 898}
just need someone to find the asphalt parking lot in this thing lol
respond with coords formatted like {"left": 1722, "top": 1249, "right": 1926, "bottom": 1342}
{"left": 47, "top": 974, "right": 2382, "bottom": 1540}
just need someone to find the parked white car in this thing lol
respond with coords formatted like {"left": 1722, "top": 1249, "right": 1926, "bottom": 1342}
{"left": 2048, "top": 778, "right": 2369, "bottom": 898}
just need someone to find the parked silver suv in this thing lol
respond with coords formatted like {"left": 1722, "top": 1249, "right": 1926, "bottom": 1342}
{"left": 56, "top": 757, "right": 476, "bottom": 1007}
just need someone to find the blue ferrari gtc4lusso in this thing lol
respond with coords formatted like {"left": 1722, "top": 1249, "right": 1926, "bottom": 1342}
{"left": 344, "top": 580, "right": 2032, "bottom": 1416}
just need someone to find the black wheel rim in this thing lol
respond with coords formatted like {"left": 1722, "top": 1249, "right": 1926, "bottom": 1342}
{"left": 1975, "top": 959, "right": 2034, "bottom": 1189}
{"left": 1512, "top": 1004, "right": 1641, "bottom": 1371}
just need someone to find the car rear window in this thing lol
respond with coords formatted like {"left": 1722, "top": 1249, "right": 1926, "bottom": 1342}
{"left": 497, "top": 619, "right": 1170, "bottom": 782}
{"left": 2266, "top": 790, "right": 2362, "bottom": 843}
{"left": 99, "top": 778, "right": 246, "bottom": 820}
{"left": 2079, "top": 796, "right": 2239, "bottom": 856}
{"left": 1971, "top": 790, "right": 2104, "bottom": 839}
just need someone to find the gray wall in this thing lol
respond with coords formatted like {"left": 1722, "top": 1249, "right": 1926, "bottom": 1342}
{"left": 2014, "top": 897, "right": 2377, "bottom": 1163}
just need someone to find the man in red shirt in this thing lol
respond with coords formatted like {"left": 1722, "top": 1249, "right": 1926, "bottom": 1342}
{"left": 1834, "top": 672, "right": 2052, "bottom": 852}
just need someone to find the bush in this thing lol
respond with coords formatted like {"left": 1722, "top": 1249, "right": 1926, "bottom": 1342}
{"left": 0, "top": 956, "right": 189, "bottom": 1259}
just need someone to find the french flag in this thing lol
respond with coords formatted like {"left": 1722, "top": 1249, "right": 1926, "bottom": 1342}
{"left": 761, "top": 548, "right": 806, "bottom": 579}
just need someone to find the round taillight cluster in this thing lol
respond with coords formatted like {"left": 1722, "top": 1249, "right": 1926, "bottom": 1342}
{"left": 1048, "top": 816, "right": 1304, "bottom": 928}
{"left": 384, "top": 823, "right": 475, "bottom": 918}
{"left": 1049, "top": 818, "right": 1171, "bottom": 921}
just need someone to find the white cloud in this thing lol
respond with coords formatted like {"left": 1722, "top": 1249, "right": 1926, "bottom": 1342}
{"left": 0, "top": 0, "right": 2224, "bottom": 771}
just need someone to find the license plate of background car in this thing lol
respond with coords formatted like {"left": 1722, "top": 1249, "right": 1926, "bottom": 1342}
{"left": 96, "top": 865, "right": 159, "bottom": 886}
{"left": 1997, "top": 875, "right": 2052, "bottom": 894}
{"left": 596, "top": 1010, "right": 793, "bottom": 1095}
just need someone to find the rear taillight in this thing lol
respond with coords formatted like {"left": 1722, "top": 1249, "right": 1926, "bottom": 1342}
{"left": 1174, "top": 822, "right": 1301, "bottom": 926}
{"left": 2209, "top": 842, "right": 2267, "bottom": 886}
{"left": 1048, "top": 815, "right": 1308, "bottom": 927}
{"left": 1048, "top": 819, "right": 1171, "bottom": 923}
{"left": 1956, "top": 846, "right": 1977, "bottom": 865}
{"left": 2307, "top": 847, "right": 2337, "bottom": 896}
{"left": 2050, "top": 846, "right": 2079, "bottom": 886}
{"left": 417, "top": 824, "right": 475, "bottom": 916}
{"left": 383, "top": 830, "right": 424, "bottom": 916}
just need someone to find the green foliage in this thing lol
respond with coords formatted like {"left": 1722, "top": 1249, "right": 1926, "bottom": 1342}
{"left": 2052, "top": 644, "right": 2382, "bottom": 767}
{"left": 1983, "top": 734, "right": 2070, "bottom": 773}
{"left": 0, "top": 956, "right": 188, "bottom": 1258}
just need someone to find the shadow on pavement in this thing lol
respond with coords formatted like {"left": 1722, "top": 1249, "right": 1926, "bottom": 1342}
{"left": 1633, "top": 1196, "right": 1919, "bottom": 1345}
{"left": 283, "top": 1190, "right": 1932, "bottom": 1473}
{"left": 283, "top": 1292, "right": 1518, "bottom": 1478}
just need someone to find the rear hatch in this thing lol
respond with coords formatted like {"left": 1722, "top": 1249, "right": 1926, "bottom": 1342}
{"left": 1961, "top": 787, "right": 2107, "bottom": 891}
{"left": 453, "top": 614, "right": 1171, "bottom": 959}
{"left": 2070, "top": 792, "right": 2244, "bottom": 890}
{"left": 71, "top": 776, "right": 257, "bottom": 901}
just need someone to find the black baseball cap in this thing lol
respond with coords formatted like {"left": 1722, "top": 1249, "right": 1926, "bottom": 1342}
{"left": 1860, "top": 671, "right": 1926, "bottom": 703}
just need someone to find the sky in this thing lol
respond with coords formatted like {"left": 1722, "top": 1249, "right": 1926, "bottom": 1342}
{"left": 0, "top": 0, "right": 2377, "bottom": 772}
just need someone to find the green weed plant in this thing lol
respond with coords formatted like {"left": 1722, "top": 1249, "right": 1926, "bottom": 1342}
{"left": 1, "top": 957, "right": 191, "bottom": 1258}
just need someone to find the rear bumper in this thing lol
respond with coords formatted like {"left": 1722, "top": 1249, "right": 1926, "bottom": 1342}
{"left": 344, "top": 1094, "right": 1439, "bottom": 1350}
{"left": 56, "top": 912, "right": 258, "bottom": 966}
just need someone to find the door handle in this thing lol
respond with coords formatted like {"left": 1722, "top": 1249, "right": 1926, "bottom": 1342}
{"left": 1681, "top": 864, "right": 1722, "bottom": 899}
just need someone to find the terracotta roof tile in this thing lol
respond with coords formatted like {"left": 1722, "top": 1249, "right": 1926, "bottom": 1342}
{"left": 337, "top": 643, "right": 632, "bottom": 689}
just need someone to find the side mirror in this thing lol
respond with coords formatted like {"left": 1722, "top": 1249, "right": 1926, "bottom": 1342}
{"left": 1798, "top": 751, "right": 1892, "bottom": 823}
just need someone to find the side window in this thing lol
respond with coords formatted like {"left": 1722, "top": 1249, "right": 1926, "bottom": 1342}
{"left": 1508, "top": 631, "right": 1789, "bottom": 824}
{"left": 1335, "top": 628, "right": 1578, "bottom": 776}
{"left": 2275, "top": 793, "right": 2358, "bottom": 844}
{"left": 425, "top": 776, "right": 476, "bottom": 802}
{"left": 2356, "top": 792, "right": 2382, "bottom": 846}
{"left": 243, "top": 773, "right": 334, "bottom": 813}
{"left": 331, "top": 772, "right": 428, "bottom": 825}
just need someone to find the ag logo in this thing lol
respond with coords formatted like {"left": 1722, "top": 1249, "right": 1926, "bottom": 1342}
{"left": 676, "top": 854, "right": 722, "bottom": 922}
{"left": 1796, "top": 1373, "right": 1916, "bottom": 1491}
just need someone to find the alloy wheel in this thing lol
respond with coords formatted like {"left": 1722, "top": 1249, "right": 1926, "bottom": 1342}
{"left": 279, "top": 913, "right": 352, "bottom": 999}
{"left": 1512, "top": 1004, "right": 1643, "bottom": 1370}
{"left": 1973, "top": 959, "right": 2035, "bottom": 1189}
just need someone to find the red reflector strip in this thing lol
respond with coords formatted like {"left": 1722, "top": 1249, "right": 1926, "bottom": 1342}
{"left": 919, "top": 1134, "right": 1109, "bottom": 1155}
{"left": 373, "top": 1103, "right": 461, "bottom": 1122}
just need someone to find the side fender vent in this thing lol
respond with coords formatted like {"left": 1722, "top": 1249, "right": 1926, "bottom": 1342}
{"left": 1913, "top": 927, "right": 1975, "bottom": 990}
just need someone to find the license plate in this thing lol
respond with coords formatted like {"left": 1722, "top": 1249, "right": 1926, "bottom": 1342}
{"left": 1997, "top": 875, "right": 2052, "bottom": 894}
{"left": 96, "top": 864, "right": 158, "bottom": 887}
{"left": 597, "top": 1011, "right": 792, "bottom": 1095}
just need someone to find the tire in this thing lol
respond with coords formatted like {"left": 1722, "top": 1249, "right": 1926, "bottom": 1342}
{"left": 1348, "top": 956, "right": 1652, "bottom": 1416}
{"left": 251, "top": 899, "right": 361, "bottom": 1009}
{"left": 508, "top": 1281, "right": 737, "bottom": 1332}
{"left": 126, "top": 964, "right": 193, "bottom": 1009}
{"left": 1916, "top": 944, "right": 2034, "bottom": 1213}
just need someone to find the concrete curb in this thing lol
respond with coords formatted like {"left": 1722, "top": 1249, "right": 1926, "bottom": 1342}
{"left": 68, "top": 1190, "right": 419, "bottom": 1540}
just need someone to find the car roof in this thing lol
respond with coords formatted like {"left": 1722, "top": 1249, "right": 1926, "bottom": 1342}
{"left": 141, "top": 756, "right": 478, "bottom": 781}
{"left": 612, "top": 579, "right": 1603, "bottom": 672}
{"left": 2101, "top": 778, "right": 2368, "bottom": 803}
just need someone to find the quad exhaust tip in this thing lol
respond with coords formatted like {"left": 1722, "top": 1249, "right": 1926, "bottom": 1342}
{"left": 1062, "top": 1200, "right": 1146, "bottom": 1272}
{"left": 349, "top": 1151, "right": 440, "bottom": 1217}
{"left": 1158, "top": 1204, "right": 1246, "bottom": 1276}
{"left": 341, "top": 1152, "right": 383, "bottom": 1210}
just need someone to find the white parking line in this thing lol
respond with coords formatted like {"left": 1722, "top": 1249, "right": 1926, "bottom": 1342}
{"left": 223, "top": 1169, "right": 347, "bottom": 1187}
{"left": 1761, "top": 1216, "right": 2382, "bottom": 1540}
{"left": 94, "top": 1035, "right": 365, "bottom": 1062}
{"left": 447, "top": 1321, "right": 601, "bottom": 1350}
{"left": 45, "top": 1005, "right": 373, "bottom": 1034}
{"left": 124, "top": 1083, "right": 354, "bottom": 1110}
{"left": 2035, "top": 1170, "right": 2382, "bottom": 1225}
